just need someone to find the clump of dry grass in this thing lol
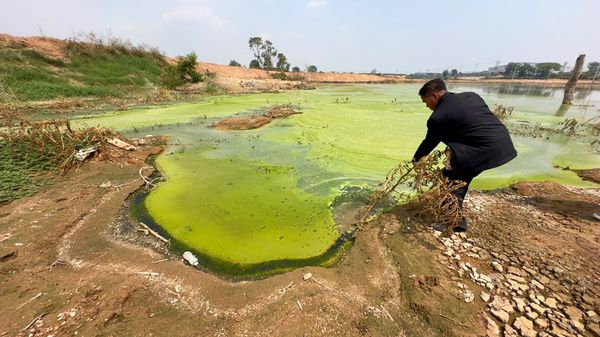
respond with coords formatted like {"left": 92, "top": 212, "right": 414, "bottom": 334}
{"left": 356, "top": 149, "right": 465, "bottom": 234}
{"left": 492, "top": 104, "right": 514, "bottom": 123}
{"left": 0, "top": 117, "right": 124, "bottom": 174}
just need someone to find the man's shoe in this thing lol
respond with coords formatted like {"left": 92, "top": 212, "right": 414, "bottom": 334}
{"left": 430, "top": 223, "right": 447, "bottom": 232}
{"left": 453, "top": 218, "right": 468, "bottom": 233}
{"left": 593, "top": 212, "right": 600, "bottom": 221}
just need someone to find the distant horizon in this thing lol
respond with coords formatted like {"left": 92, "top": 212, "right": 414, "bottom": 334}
{"left": 2, "top": 0, "right": 599, "bottom": 74}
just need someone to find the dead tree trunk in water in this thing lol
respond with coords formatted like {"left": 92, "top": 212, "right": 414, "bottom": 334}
{"left": 562, "top": 54, "right": 585, "bottom": 104}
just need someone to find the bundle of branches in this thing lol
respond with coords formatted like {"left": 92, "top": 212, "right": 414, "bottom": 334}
{"left": 0, "top": 117, "right": 123, "bottom": 174}
{"left": 354, "top": 149, "right": 465, "bottom": 235}
{"left": 408, "top": 150, "right": 466, "bottom": 227}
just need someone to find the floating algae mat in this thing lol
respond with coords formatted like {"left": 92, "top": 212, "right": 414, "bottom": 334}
{"left": 78, "top": 84, "right": 600, "bottom": 278}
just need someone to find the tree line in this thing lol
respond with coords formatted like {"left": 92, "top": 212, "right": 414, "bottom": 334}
{"left": 227, "top": 37, "right": 318, "bottom": 73}
{"left": 504, "top": 61, "right": 599, "bottom": 79}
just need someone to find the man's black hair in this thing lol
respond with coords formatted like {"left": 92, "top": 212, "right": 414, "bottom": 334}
{"left": 418, "top": 78, "right": 447, "bottom": 96}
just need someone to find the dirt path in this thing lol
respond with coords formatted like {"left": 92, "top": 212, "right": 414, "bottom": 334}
{"left": 0, "top": 147, "right": 599, "bottom": 337}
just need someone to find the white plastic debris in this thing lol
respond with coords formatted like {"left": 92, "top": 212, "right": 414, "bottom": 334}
{"left": 74, "top": 146, "right": 98, "bottom": 162}
{"left": 182, "top": 251, "right": 199, "bottom": 267}
{"left": 107, "top": 138, "right": 136, "bottom": 151}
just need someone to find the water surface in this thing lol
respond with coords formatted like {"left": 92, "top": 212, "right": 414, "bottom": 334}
{"left": 76, "top": 83, "right": 600, "bottom": 278}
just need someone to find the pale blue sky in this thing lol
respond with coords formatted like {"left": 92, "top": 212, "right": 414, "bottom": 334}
{"left": 2, "top": 0, "right": 599, "bottom": 73}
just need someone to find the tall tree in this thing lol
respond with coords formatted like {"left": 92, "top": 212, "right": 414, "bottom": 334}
{"left": 563, "top": 54, "right": 585, "bottom": 104}
{"left": 260, "top": 40, "right": 277, "bottom": 70}
{"left": 276, "top": 53, "right": 290, "bottom": 71}
{"left": 248, "top": 37, "right": 263, "bottom": 68}
{"left": 307, "top": 65, "right": 318, "bottom": 72}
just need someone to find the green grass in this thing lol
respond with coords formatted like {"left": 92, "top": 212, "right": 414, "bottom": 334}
{"left": 0, "top": 140, "right": 56, "bottom": 204}
{"left": 0, "top": 41, "right": 166, "bottom": 102}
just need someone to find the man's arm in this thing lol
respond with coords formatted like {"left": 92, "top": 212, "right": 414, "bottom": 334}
{"left": 412, "top": 118, "right": 441, "bottom": 162}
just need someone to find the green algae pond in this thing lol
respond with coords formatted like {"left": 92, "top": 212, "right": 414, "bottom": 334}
{"left": 75, "top": 83, "right": 600, "bottom": 279}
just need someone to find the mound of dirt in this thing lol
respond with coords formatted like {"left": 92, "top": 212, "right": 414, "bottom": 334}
{"left": 0, "top": 34, "right": 65, "bottom": 60}
{"left": 212, "top": 115, "right": 271, "bottom": 130}
{"left": 212, "top": 105, "right": 301, "bottom": 131}
{"left": 573, "top": 168, "right": 600, "bottom": 184}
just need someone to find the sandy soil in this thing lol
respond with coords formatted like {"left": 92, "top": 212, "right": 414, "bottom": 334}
{"left": 1, "top": 145, "right": 599, "bottom": 337}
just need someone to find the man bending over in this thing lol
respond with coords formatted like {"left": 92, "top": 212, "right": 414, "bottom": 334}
{"left": 413, "top": 79, "right": 517, "bottom": 232}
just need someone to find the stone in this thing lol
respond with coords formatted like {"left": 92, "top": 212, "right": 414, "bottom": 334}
{"left": 303, "top": 272, "right": 313, "bottom": 281}
{"left": 513, "top": 316, "right": 536, "bottom": 337}
{"left": 531, "top": 279, "right": 545, "bottom": 290}
{"left": 582, "top": 294, "right": 595, "bottom": 305}
{"left": 544, "top": 297, "right": 558, "bottom": 309}
{"left": 490, "top": 296, "right": 514, "bottom": 314}
{"left": 503, "top": 325, "right": 519, "bottom": 337}
{"left": 481, "top": 292, "right": 490, "bottom": 303}
{"left": 570, "top": 319, "right": 585, "bottom": 333}
{"left": 530, "top": 303, "right": 546, "bottom": 315}
{"left": 463, "top": 289, "right": 474, "bottom": 303}
{"left": 490, "top": 308, "right": 509, "bottom": 324}
{"left": 564, "top": 306, "right": 583, "bottom": 322}
{"left": 525, "top": 311, "right": 538, "bottom": 320}
{"left": 538, "top": 275, "right": 551, "bottom": 284}
{"left": 588, "top": 310, "right": 597, "bottom": 318}
{"left": 587, "top": 322, "right": 600, "bottom": 337}
{"left": 535, "top": 318, "right": 548, "bottom": 329}
{"left": 485, "top": 315, "right": 499, "bottom": 337}
{"left": 549, "top": 324, "right": 572, "bottom": 337}
{"left": 478, "top": 274, "right": 492, "bottom": 283}
{"left": 508, "top": 266, "right": 525, "bottom": 277}
{"left": 491, "top": 261, "right": 503, "bottom": 273}
{"left": 536, "top": 294, "right": 545, "bottom": 302}
{"left": 506, "top": 273, "right": 527, "bottom": 284}
{"left": 513, "top": 297, "right": 527, "bottom": 313}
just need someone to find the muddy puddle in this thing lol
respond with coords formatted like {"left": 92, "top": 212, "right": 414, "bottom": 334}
{"left": 75, "top": 84, "right": 600, "bottom": 278}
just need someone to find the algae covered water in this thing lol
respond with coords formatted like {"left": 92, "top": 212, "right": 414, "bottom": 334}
{"left": 77, "top": 84, "right": 600, "bottom": 278}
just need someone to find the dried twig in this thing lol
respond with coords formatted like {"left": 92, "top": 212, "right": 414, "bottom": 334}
{"left": 139, "top": 222, "right": 169, "bottom": 243}
{"left": 437, "top": 312, "right": 471, "bottom": 328}
{"left": 21, "top": 313, "right": 47, "bottom": 332}
{"left": 16, "top": 292, "right": 43, "bottom": 310}
{"left": 276, "top": 281, "right": 294, "bottom": 296}
{"left": 139, "top": 166, "right": 158, "bottom": 189}
{"left": 151, "top": 258, "right": 169, "bottom": 264}
{"left": 136, "top": 271, "right": 160, "bottom": 276}
{"left": 380, "top": 304, "right": 394, "bottom": 322}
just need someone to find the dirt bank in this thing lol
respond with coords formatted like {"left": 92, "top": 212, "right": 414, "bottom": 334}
{"left": 1, "top": 143, "right": 599, "bottom": 336}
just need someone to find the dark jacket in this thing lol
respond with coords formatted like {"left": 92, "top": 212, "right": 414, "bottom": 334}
{"left": 413, "top": 91, "right": 517, "bottom": 175}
